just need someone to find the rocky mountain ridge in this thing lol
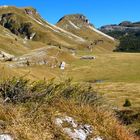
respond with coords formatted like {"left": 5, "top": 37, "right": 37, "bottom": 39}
{"left": 100, "top": 21, "right": 140, "bottom": 34}
{"left": 57, "top": 14, "right": 115, "bottom": 41}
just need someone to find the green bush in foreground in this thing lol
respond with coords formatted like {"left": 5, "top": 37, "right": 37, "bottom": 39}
{"left": 0, "top": 77, "right": 101, "bottom": 106}
{"left": 123, "top": 99, "right": 131, "bottom": 107}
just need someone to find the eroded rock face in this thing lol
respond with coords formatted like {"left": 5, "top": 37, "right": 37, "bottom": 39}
{"left": 24, "top": 8, "right": 37, "bottom": 16}
{"left": 0, "top": 134, "right": 13, "bottom": 140}
{"left": 100, "top": 21, "right": 140, "bottom": 33}
{"left": 0, "top": 13, "right": 35, "bottom": 39}
{"left": 55, "top": 116, "right": 103, "bottom": 140}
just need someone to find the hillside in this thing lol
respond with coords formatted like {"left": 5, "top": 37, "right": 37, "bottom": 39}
{"left": 0, "top": 6, "right": 117, "bottom": 62}
{"left": 56, "top": 14, "right": 116, "bottom": 53}
{"left": 100, "top": 21, "right": 140, "bottom": 52}
{"left": 0, "top": 6, "right": 89, "bottom": 52}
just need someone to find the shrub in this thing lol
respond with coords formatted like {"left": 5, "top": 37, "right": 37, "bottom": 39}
{"left": 0, "top": 77, "right": 29, "bottom": 103}
{"left": 59, "top": 79, "right": 101, "bottom": 106}
{"left": 0, "top": 77, "right": 101, "bottom": 106}
{"left": 135, "top": 129, "right": 140, "bottom": 136}
{"left": 123, "top": 99, "right": 131, "bottom": 107}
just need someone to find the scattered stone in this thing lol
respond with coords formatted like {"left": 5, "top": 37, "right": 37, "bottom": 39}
{"left": 0, "top": 134, "right": 13, "bottom": 140}
{"left": 71, "top": 50, "right": 76, "bottom": 56}
{"left": 23, "top": 36, "right": 28, "bottom": 44}
{"left": 3, "top": 97, "right": 11, "bottom": 103}
{"left": 30, "top": 32, "right": 36, "bottom": 40}
{"left": 94, "top": 137, "right": 103, "bottom": 140}
{"left": 0, "top": 120, "right": 6, "bottom": 129}
{"left": 55, "top": 116, "right": 94, "bottom": 140}
{"left": 0, "top": 51, "right": 15, "bottom": 61}
{"left": 81, "top": 56, "right": 96, "bottom": 60}
{"left": 60, "top": 61, "right": 66, "bottom": 70}
{"left": 94, "top": 80, "right": 104, "bottom": 83}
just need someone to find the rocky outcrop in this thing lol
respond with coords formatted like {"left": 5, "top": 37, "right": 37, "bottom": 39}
{"left": 55, "top": 115, "right": 102, "bottom": 140}
{"left": 24, "top": 8, "right": 37, "bottom": 16}
{"left": 0, "top": 134, "right": 13, "bottom": 140}
{"left": 0, "top": 51, "right": 14, "bottom": 61}
{"left": 57, "top": 14, "right": 94, "bottom": 31}
{"left": 0, "top": 13, "right": 35, "bottom": 39}
{"left": 119, "top": 21, "right": 132, "bottom": 26}
{"left": 8, "top": 47, "right": 61, "bottom": 68}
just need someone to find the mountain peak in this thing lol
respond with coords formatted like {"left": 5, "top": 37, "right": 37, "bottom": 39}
{"left": 57, "top": 14, "right": 94, "bottom": 31}
{"left": 58, "top": 14, "right": 89, "bottom": 23}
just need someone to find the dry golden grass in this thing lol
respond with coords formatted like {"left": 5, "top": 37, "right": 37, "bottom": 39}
{"left": 55, "top": 100, "right": 138, "bottom": 140}
{"left": 94, "top": 82, "right": 140, "bottom": 109}
{"left": 0, "top": 77, "right": 138, "bottom": 140}
{"left": 0, "top": 99, "right": 137, "bottom": 140}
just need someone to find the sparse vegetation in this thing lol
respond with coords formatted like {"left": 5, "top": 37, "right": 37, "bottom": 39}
{"left": 0, "top": 77, "right": 137, "bottom": 140}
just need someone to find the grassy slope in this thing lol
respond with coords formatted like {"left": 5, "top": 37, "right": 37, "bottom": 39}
{"left": 0, "top": 6, "right": 88, "bottom": 50}
{"left": 0, "top": 25, "right": 30, "bottom": 56}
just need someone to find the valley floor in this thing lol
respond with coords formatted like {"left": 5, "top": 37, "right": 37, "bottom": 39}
{"left": 1, "top": 51, "right": 140, "bottom": 108}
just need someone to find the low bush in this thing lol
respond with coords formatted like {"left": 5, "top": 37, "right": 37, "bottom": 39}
{"left": 123, "top": 99, "right": 131, "bottom": 107}
{"left": 0, "top": 77, "right": 101, "bottom": 106}
{"left": 0, "top": 77, "right": 29, "bottom": 103}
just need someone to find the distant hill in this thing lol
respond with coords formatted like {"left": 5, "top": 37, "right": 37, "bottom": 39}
{"left": 56, "top": 14, "right": 116, "bottom": 53}
{"left": 100, "top": 21, "right": 140, "bottom": 52}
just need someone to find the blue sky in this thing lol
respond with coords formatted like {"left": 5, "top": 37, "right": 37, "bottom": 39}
{"left": 0, "top": 0, "right": 140, "bottom": 27}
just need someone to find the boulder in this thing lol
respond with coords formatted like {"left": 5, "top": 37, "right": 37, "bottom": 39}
{"left": 60, "top": 61, "right": 66, "bottom": 70}
{"left": 55, "top": 116, "right": 92, "bottom": 140}
{"left": 0, "top": 134, "right": 13, "bottom": 140}
{"left": 80, "top": 56, "right": 96, "bottom": 60}
{"left": 55, "top": 115, "right": 102, "bottom": 140}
